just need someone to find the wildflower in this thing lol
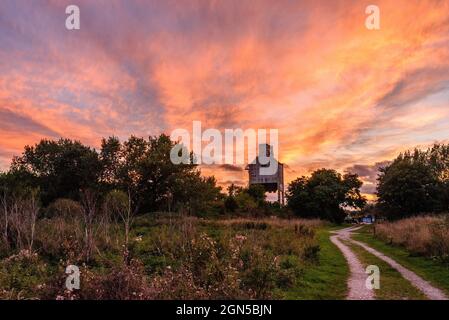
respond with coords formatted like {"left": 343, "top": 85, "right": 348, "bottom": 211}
{"left": 235, "top": 234, "right": 247, "bottom": 242}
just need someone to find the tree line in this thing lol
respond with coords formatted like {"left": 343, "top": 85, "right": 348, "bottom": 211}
{"left": 0, "top": 135, "right": 223, "bottom": 215}
{"left": 376, "top": 143, "right": 449, "bottom": 219}
{"left": 286, "top": 143, "right": 449, "bottom": 221}
{"left": 0, "top": 135, "right": 224, "bottom": 259}
{"left": 1, "top": 135, "right": 446, "bottom": 228}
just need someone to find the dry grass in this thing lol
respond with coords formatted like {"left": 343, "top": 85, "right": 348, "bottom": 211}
{"left": 201, "top": 216, "right": 326, "bottom": 229}
{"left": 375, "top": 215, "right": 449, "bottom": 261}
{"left": 1, "top": 214, "right": 325, "bottom": 299}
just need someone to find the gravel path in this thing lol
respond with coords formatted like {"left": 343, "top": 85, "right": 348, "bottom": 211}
{"left": 350, "top": 238, "right": 448, "bottom": 300}
{"left": 331, "top": 226, "right": 448, "bottom": 300}
{"left": 330, "top": 227, "right": 374, "bottom": 300}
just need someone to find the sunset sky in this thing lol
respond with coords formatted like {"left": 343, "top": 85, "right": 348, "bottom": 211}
{"left": 1, "top": 0, "right": 449, "bottom": 198}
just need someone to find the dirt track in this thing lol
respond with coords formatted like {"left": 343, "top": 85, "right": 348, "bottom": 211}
{"left": 331, "top": 226, "right": 448, "bottom": 300}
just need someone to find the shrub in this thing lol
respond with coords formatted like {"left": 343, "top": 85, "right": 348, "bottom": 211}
{"left": 1, "top": 215, "right": 324, "bottom": 299}
{"left": 44, "top": 259, "right": 152, "bottom": 300}
{"left": 45, "top": 199, "right": 82, "bottom": 219}
{"left": 276, "top": 256, "right": 303, "bottom": 289}
{"left": 148, "top": 266, "right": 208, "bottom": 299}
{"left": 239, "top": 244, "right": 277, "bottom": 299}
{"left": 34, "top": 217, "right": 84, "bottom": 261}
{"left": 0, "top": 250, "right": 49, "bottom": 299}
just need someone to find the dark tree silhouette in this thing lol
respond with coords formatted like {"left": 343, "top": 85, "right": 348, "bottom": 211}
{"left": 286, "top": 169, "right": 366, "bottom": 223}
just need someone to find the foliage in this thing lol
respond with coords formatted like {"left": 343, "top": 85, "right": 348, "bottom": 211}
{"left": 1, "top": 135, "right": 224, "bottom": 216}
{"left": 377, "top": 144, "right": 449, "bottom": 218}
{"left": 1, "top": 215, "right": 324, "bottom": 300}
{"left": 0, "top": 250, "right": 49, "bottom": 299}
{"left": 224, "top": 184, "right": 270, "bottom": 215}
{"left": 100, "top": 134, "right": 204, "bottom": 213}
{"left": 45, "top": 198, "right": 83, "bottom": 219}
{"left": 374, "top": 215, "right": 449, "bottom": 262}
{"left": 10, "top": 139, "right": 102, "bottom": 206}
{"left": 286, "top": 169, "right": 366, "bottom": 223}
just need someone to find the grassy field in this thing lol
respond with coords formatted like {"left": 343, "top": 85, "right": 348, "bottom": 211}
{"left": 5, "top": 213, "right": 448, "bottom": 300}
{"left": 0, "top": 214, "right": 351, "bottom": 300}
{"left": 353, "top": 225, "right": 449, "bottom": 296}
{"left": 284, "top": 226, "right": 348, "bottom": 299}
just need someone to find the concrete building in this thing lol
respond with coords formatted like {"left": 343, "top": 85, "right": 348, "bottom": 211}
{"left": 246, "top": 144, "right": 285, "bottom": 205}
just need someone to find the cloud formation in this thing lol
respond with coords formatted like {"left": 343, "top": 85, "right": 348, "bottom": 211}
{"left": 345, "top": 161, "right": 391, "bottom": 195}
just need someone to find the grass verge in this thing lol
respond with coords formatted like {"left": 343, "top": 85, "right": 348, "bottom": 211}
{"left": 285, "top": 226, "right": 349, "bottom": 299}
{"left": 353, "top": 226, "right": 449, "bottom": 296}
{"left": 343, "top": 239, "right": 427, "bottom": 300}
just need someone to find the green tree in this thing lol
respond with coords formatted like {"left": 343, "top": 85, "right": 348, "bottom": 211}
{"left": 377, "top": 148, "right": 442, "bottom": 219}
{"left": 286, "top": 169, "right": 366, "bottom": 223}
{"left": 10, "top": 138, "right": 102, "bottom": 205}
{"left": 224, "top": 184, "right": 240, "bottom": 213}
{"left": 246, "top": 184, "right": 266, "bottom": 206}
{"left": 427, "top": 144, "right": 449, "bottom": 212}
{"left": 99, "top": 134, "right": 220, "bottom": 215}
{"left": 224, "top": 184, "right": 267, "bottom": 214}
{"left": 4, "top": 134, "right": 223, "bottom": 217}
{"left": 235, "top": 192, "right": 257, "bottom": 212}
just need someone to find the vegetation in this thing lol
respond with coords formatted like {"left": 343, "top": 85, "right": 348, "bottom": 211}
{"left": 3, "top": 136, "right": 449, "bottom": 300}
{"left": 0, "top": 136, "right": 356, "bottom": 300}
{"left": 373, "top": 215, "right": 449, "bottom": 262}
{"left": 285, "top": 226, "right": 349, "bottom": 299}
{"left": 286, "top": 169, "right": 366, "bottom": 223}
{"left": 353, "top": 225, "right": 449, "bottom": 296}
{"left": 0, "top": 214, "right": 330, "bottom": 300}
{"left": 344, "top": 239, "right": 426, "bottom": 300}
{"left": 377, "top": 144, "right": 449, "bottom": 219}
{"left": 1, "top": 135, "right": 222, "bottom": 215}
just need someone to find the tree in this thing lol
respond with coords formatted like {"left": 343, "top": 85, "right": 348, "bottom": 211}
{"left": 100, "top": 134, "right": 212, "bottom": 214}
{"left": 181, "top": 175, "right": 223, "bottom": 216}
{"left": 224, "top": 184, "right": 240, "bottom": 213}
{"left": 246, "top": 184, "right": 266, "bottom": 206}
{"left": 377, "top": 147, "right": 442, "bottom": 219}
{"left": 80, "top": 189, "right": 100, "bottom": 262}
{"left": 10, "top": 138, "right": 102, "bottom": 205}
{"left": 0, "top": 171, "right": 41, "bottom": 252}
{"left": 427, "top": 144, "right": 449, "bottom": 212}
{"left": 223, "top": 184, "right": 269, "bottom": 215}
{"left": 100, "top": 136, "right": 122, "bottom": 187}
{"left": 104, "top": 189, "right": 134, "bottom": 263}
{"left": 286, "top": 169, "right": 366, "bottom": 223}
{"left": 235, "top": 192, "right": 257, "bottom": 212}
{"left": 3, "top": 134, "right": 224, "bottom": 217}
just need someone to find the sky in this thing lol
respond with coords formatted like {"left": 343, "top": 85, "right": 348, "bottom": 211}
{"left": 1, "top": 0, "right": 449, "bottom": 199}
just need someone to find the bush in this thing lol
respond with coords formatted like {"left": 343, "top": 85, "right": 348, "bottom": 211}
{"left": 45, "top": 198, "right": 82, "bottom": 219}
{"left": 0, "top": 250, "right": 49, "bottom": 299}
{"left": 239, "top": 244, "right": 277, "bottom": 299}
{"left": 1, "top": 215, "right": 324, "bottom": 299}
{"left": 276, "top": 256, "right": 303, "bottom": 289}
{"left": 34, "top": 217, "right": 84, "bottom": 261}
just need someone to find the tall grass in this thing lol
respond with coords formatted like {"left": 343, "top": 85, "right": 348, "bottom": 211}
{"left": 375, "top": 215, "right": 449, "bottom": 262}
{"left": 0, "top": 214, "right": 323, "bottom": 300}
{"left": 203, "top": 217, "right": 326, "bottom": 229}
